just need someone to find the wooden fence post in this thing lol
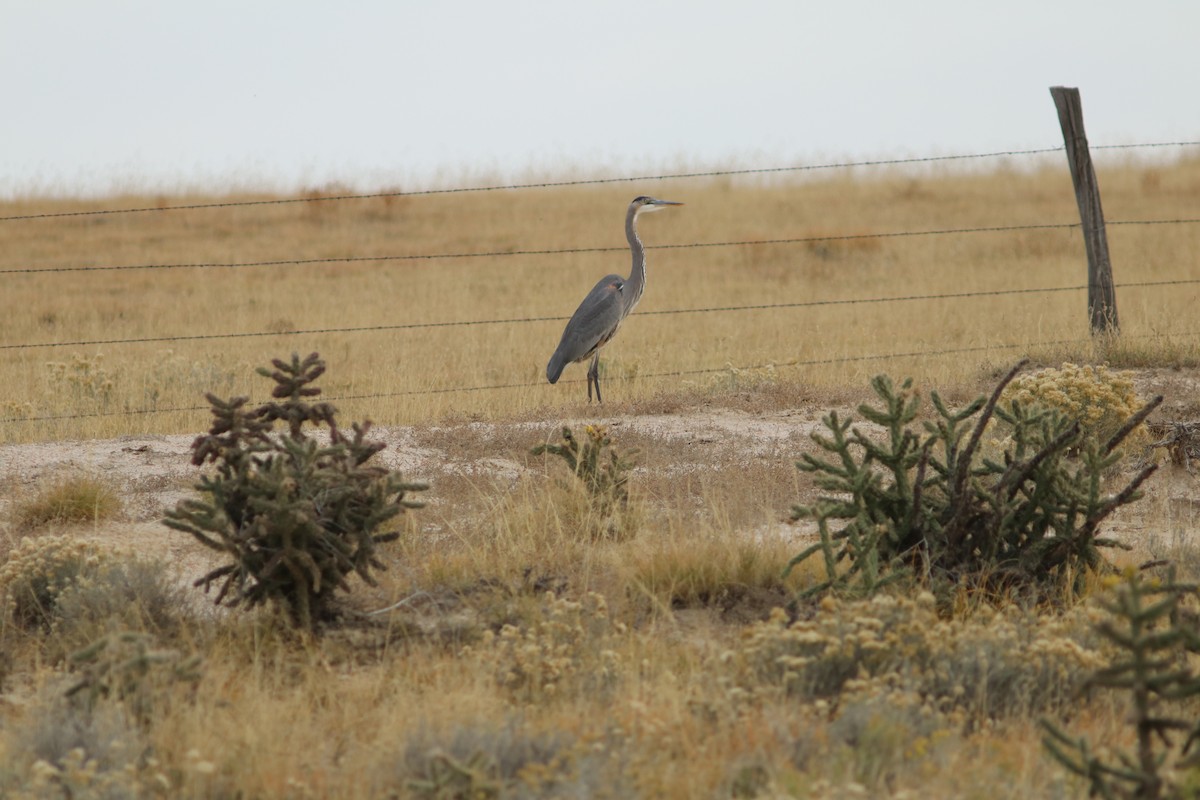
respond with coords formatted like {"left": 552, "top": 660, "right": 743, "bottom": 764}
{"left": 1050, "top": 85, "right": 1119, "bottom": 334}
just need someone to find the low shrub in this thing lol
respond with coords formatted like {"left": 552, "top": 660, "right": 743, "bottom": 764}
{"left": 11, "top": 474, "right": 120, "bottom": 530}
{"left": 736, "top": 593, "right": 1106, "bottom": 727}
{"left": 1002, "top": 362, "right": 1149, "bottom": 451}
{"left": 397, "top": 718, "right": 577, "bottom": 800}
{"left": 66, "top": 630, "right": 202, "bottom": 727}
{"left": 532, "top": 425, "right": 639, "bottom": 540}
{"left": 163, "top": 352, "right": 427, "bottom": 631}
{"left": 0, "top": 535, "right": 112, "bottom": 632}
{"left": 49, "top": 557, "right": 190, "bottom": 653}
{"left": 467, "top": 591, "right": 622, "bottom": 705}
{"left": 787, "top": 361, "right": 1161, "bottom": 603}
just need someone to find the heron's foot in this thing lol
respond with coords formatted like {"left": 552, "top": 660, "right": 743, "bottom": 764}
{"left": 587, "top": 362, "right": 602, "bottom": 403}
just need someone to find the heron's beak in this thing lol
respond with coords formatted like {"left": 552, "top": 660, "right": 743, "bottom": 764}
{"left": 654, "top": 199, "right": 684, "bottom": 206}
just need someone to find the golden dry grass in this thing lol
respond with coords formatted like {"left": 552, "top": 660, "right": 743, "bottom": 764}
{"left": 2, "top": 157, "right": 1200, "bottom": 798}
{"left": 9, "top": 474, "right": 121, "bottom": 530}
{"left": 2, "top": 155, "right": 1199, "bottom": 444}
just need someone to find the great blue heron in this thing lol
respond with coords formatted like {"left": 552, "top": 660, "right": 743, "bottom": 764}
{"left": 546, "top": 195, "right": 683, "bottom": 402}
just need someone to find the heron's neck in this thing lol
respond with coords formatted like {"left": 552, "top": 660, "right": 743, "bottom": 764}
{"left": 624, "top": 208, "right": 647, "bottom": 311}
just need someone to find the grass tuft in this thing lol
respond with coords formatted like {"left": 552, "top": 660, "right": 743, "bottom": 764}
{"left": 11, "top": 474, "right": 121, "bottom": 530}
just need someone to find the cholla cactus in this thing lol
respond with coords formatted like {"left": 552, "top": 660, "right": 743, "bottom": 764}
{"left": 788, "top": 361, "right": 1162, "bottom": 602}
{"left": 163, "top": 353, "right": 427, "bottom": 630}
{"left": 1042, "top": 567, "right": 1200, "bottom": 800}
{"left": 532, "top": 424, "right": 636, "bottom": 519}
{"left": 66, "top": 631, "right": 202, "bottom": 726}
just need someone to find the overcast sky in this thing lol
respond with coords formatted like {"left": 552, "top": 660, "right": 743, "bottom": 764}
{"left": 3, "top": 1, "right": 1198, "bottom": 198}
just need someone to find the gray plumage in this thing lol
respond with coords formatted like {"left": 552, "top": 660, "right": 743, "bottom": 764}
{"left": 546, "top": 196, "right": 683, "bottom": 402}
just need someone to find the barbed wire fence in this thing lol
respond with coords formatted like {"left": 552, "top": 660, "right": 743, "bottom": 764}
{"left": 3, "top": 217, "right": 1200, "bottom": 277}
{"left": 3, "top": 278, "right": 1200, "bottom": 354}
{"left": 2, "top": 138, "right": 1199, "bottom": 428}
{"left": 2, "top": 139, "right": 1195, "bottom": 223}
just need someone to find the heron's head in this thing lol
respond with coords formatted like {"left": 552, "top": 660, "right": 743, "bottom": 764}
{"left": 631, "top": 195, "right": 684, "bottom": 215}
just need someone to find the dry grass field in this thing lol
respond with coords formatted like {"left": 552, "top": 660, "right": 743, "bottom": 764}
{"left": 2, "top": 153, "right": 1199, "bottom": 443}
{"left": 1, "top": 155, "right": 1200, "bottom": 798}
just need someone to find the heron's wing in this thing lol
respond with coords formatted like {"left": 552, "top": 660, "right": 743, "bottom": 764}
{"left": 548, "top": 274, "right": 627, "bottom": 374}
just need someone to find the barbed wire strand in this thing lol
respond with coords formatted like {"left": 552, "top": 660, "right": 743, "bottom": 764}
{"left": 4, "top": 140, "right": 1198, "bottom": 224}
{"left": 7, "top": 329, "right": 1197, "bottom": 426}
{"left": 0, "top": 147, "right": 1067, "bottom": 223}
{"left": 3, "top": 278, "right": 1196, "bottom": 353}
{"left": 5, "top": 217, "right": 1200, "bottom": 277}
{"left": 0, "top": 341, "right": 1079, "bottom": 424}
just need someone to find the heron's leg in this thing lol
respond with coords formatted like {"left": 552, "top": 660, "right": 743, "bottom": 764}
{"left": 588, "top": 353, "right": 602, "bottom": 404}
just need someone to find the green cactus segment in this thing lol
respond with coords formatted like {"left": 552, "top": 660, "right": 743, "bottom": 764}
{"left": 163, "top": 352, "right": 427, "bottom": 630}
{"left": 787, "top": 360, "right": 1161, "bottom": 603}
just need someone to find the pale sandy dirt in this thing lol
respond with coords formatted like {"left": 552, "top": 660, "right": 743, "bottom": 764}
{"left": 0, "top": 406, "right": 828, "bottom": 585}
{"left": 1, "top": 367, "right": 1197, "bottom": 588}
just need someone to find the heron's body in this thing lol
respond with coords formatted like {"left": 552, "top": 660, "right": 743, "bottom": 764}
{"left": 546, "top": 196, "right": 682, "bottom": 402}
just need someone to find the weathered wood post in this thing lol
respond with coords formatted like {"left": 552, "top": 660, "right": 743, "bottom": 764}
{"left": 1050, "top": 85, "right": 1119, "bottom": 334}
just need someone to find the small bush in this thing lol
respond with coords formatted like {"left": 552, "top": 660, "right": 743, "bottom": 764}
{"left": 66, "top": 630, "right": 202, "bottom": 727}
{"left": 0, "top": 536, "right": 186, "bottom": 653}
{"left": 12, "top": 474, "right": 120, "bottom": 530}
{"left": 163, "top": 352, "right": 427, "bottom": 631}
{"left": 787, "top": 361, "right": 1161, "bottom": 603}
{"left": 8, "top": 710, "right": 163, "bottom": 798}
{"left": 49, "top": 557, "right": 190, "bottom": 653}
{"left": 397, "top": 719, "right": 575, "bottom": 800}
{"left": 44, "top": 354, "right": 115, "bottom": 409}
{"left": 0, "top": 535, "right": 112, "bottom": 631}
{"left": 1002, "top": 362, "right": 1149, "bottom": 451}
{"left": 467, "top": 591, "right": 622, "bottom": 705}
{"left": 532, "top": 425, "right": 638, "bottom": 540}
{"left": 736, "top": 593, "right": 1105, "bottom": 727}
{"left": 2, "top": 631, "right": 199, "bottom": 798}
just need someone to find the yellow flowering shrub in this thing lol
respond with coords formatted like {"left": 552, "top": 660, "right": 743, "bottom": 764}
{"left": 470, "top": 592, "right": 623, "bottom": 704}
{"left": 14, "top": 747, "right": 175, "bottom": 800}
{"left": 0, "top": 535, "right": 113, "bottom": 630}
{"left": 1001, "top": 363, "right": 1148, "bottom": 449}
{"left": 44, "top": 353, "right": 115, "bottom": 407}
{"left": 731, "top": 593, "right": 1107, "bottom": 727}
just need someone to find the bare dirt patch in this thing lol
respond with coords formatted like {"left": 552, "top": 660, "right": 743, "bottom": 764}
{"left": 2, "top": 369, "right": 1197, "bottom": 598}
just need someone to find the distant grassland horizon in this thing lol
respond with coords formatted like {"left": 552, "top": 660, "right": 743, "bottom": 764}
{"left": 2, "top": 154, "right": 1199, "bottom": 443}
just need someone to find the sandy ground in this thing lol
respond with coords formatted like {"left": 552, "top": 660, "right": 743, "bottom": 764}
{"left": 1, "top": 368, "right": 1197, "bottom": 585}
{"left": 0, "top": 404, "right": 830, "bottom": 581}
